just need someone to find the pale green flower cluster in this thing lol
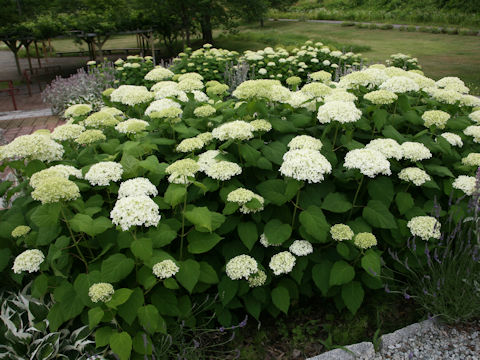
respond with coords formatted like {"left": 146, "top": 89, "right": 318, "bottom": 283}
{"left": 280, "top": 148, "right": 332, "bottom": 183}
{"left": 99, "top": 106, "right": 124, "bottom": 118}
{"left": 177, "top": 72, "right": 204, "bottom": 82}
{"left": 364, "top": 90, "right": 398, "bottom": 105}
{"left": 110, "top": 85, "right": 154, "bottom": 106}
{"left": 250, "top": 119, "right": 272, "bottom": 132}
{"left": 289, "top": 240, "right": 313, "bottom": 256}
{"left": 436, "top": 77, "right": 469, "bottom": 94}
{"left": 227, "top": 188, "right": 264, "bottom": 214}
{"left": 212, "top": 120, "right": 255, "bottom": 141}
{"left": 152, "top": 82, "right": 188, "bottom": 102}
{"left": 286, "top": 76, "right": 302, "bottom": 86}
{"left": 144, "top": 66, "right": 174, "bottom": 81}
{"left": 31, "top": 176, "right": 80, "bottom": 204}
{"left": 226, "top": 254, "right": 258, "bottom": 280}
{"left": 269, "top": 251, "right": 296, "bottom": 275}
{"left": 64, "top": 104, "right": 92, "bottom": 118}
{"left": 317, "top": 101, "right": 362, "bottom": 124}
{"left": 288, "top": 135, "right": 323, "bottom": 151}
{"left": 12, "top": 249, "right": 44, "bottom": 274}
{"left": 153, "top": 260, "right": 179, "bottom": 279}
{"left": 84, "top": 111, "right": 119, "bottom": 128}
{"left": 118, "top": 177, "right": 158, "bottom": 199}
{"left": 398, "top": 167, "right": 431, "bottom": 186}
{"left": 452, "top": 175, "right": 477, "bottom": 196}
{"left": 196, "top": 132, "right": 213, "bottom": 144}
{"left": 460, "top": 94, "right": 480, "bottom": 107}
{"left": 75, "top": 129, "right": 106, "bottom": 144}
{"left": 426, "top": 88, "right": 462, "bottom": 105}
{"left": 468, "top": 110, "right": 480, "bottom": 123}
{"left": 88, "top": 283, "right": 114, "bottom": 303}
{"left": 165, "top": 158, "right": 200, "bottom": 184}
{"left": 330, "top": 224, "right": 354, "bottom": 241}
{"left": 1, "top": 133, "right": 64, "bottom": 163}
{"left": 323, "top": 90, "right": 357, "bottom": 103}
{"left": 439, "top": 132, "right": 463, "bottom": 147}
{"left": 30, "top": 165, "right": 82, "bottom": 188}
{"left": 366, "top": 138, "right": 403, "bottom": 160}
{"left": 344, "top": 148, "right": 391, "bottom": 178}
{"left": 85, "top": 161, "right": 123, "bottom": 186}
{"left": 11, "top": 225, "right": 31, "bottom": 238}
{"left": 462, "top": 153, "right": 480, "bottom": 166}
{"left": 309, "top": 70, "right": 332, "bottom": 83}
{"left": 206, "top": 83, "right": 229, "bottom": 96}
{"left": 232, "top": 79, "right": 289, "bottom": 101}
{"left": 51, "top": 124, "right": 85, "bottom": 141}
{"left": 193, "top": 104, "right": 216, "bottom": 117}
{"left": 110, "top": 195, "right": 161, "bottom": 231}
{"left": 354, "top": 233, "right": 377, "bottom": 249}
{"left": 176, "top": 137, "right": 205, "bottom": 153}
{"left": 115, "top": 119, "right": 149, "bottom": 134}
{"left": 301, "top": 82, "right": 332, "bottom": 98}
{"left": 422, "top": 110, "right": 450, "bottom": 129}
{"left": 205, "top": 161, "right": 242, "bottom": 181}
{"left": 379, "top": 76, "right": 420, "bottom": 93}
{"left": 401, "top": 142, "right": 432, "bottom": 162}
{"left": 407, "top": 216, "right": 441, "bottom": 240}
{"left": 145, "top": 98, "right": 182, "bottom": 118}
{"left": 178, "top": 78, "right": 204, "bottom": 91}
{"left": 248, "top": 270, "right": 267, "bottom": 287}
{"left": 463, "top": 125, "right": 480, "bottom": 143}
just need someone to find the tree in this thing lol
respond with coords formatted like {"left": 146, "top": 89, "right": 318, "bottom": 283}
{"left": 229, "top": 0, "right": 296, "bottom": 27}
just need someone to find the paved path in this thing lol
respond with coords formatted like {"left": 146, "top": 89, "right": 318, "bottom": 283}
{"left": 268, "top": 18, "right": 480, "bottom": 35}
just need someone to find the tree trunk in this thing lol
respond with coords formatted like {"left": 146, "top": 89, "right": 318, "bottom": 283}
{"left": 260, "top": 18, "right": 264, "bottom": 27}
{"left": 93, "top": 35, "right": 110, "bottom": 61}
{"left": 200, "top": 14, "right": 213, "bottom": 44}
{"left": 4, "top": 40, "right": 22, "bottom": 76}
{"left": 42, "top": 40, "right": 49, "bottom": 63}
{"left": 34, "top": 41, "right": 42, "bottom": 68}
{"left": 24, "top": 41, "right": 33, "bottom": 73}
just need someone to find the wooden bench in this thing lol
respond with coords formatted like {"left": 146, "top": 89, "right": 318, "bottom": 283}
{"left": 56, "top": 48, "right": 143, "bottom": 58}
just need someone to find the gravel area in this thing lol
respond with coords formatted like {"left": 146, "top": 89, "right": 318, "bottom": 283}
{"left": 369, "top": 320, "right": 480, "bottom": 360}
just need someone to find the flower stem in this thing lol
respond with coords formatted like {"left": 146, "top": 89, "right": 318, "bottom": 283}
{"left": 332, "top": 122, "right": 340, "bottom": 149}
{"left": 349, "top": 174, "right": 364, "bottom": 220}
{"left": 179, "top": 185, "right": 188, "bottom": 261}
{"left": 61, "top": 207, "right": 88, "bottom": 271}
{"left": 291, "top": 189, "right": 302, "bottom": 228}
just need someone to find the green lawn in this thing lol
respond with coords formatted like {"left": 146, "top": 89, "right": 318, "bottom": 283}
{"left": 215, "top": 21, "right": 480, "bottom": 93}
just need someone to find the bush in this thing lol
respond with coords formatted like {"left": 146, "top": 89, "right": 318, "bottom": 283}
{"left": 406, "top": 25, "right": 417, "bottom": 32}
{"left": 429, "top": 27, "right": 442, "bottom": 34}
{"left": 369, "top": 23, "right": 379, "bottom": 29}
{"left": 379, "top": 24, "right": 394, "bottom": 30}
{"left": 418, "top": 26, "right": 430, "bottom": 32}
{"left": 1, "top": 46, "right": 480, "bottom": 359}
{"left": 341, "top": 21, "right": 356, "bottom": 27}
{"left": 459, "top": 28, "right": 479, "bottom": 36}
{"left": 446, "top": 28, "right": 459, "bottom": 35}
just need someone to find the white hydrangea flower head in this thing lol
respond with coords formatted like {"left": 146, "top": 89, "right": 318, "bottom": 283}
{"left": 178, "top": 78, "right": 204, "bottom": 91}
{"left": 317, "top": 101, "right": 362, "bottom": 124}
{"left": 401, "top": 142, "right": 432, "bottom": 162}
{"left": 330, "top": 224, "right": 354, "bottom": 241}
{"left": 227, "top": 188, "right": 264, "bottom": 214}
{"left": 144, "top": 66, "right": 174, "bottom": 81}
{"left": 193, "top": 105, "right": 216, "bottom": 117}
{"left": 344, "top": 148, "right": 391, "bottom": 178}
{"left": 425, "top": 88, "right": 462, "bottom": 105}
{"left": 31, "top": 176, "right": 80, "bottom": 204}
{"left": 84, "top": 111, "right": 119, "bottom": 128}
{"left": 309, "top": 70, "right": 332, "bottom": 83}
{"left": 422, "top": 110, "right": 450, "bottom": 129}
{"left": 398, "top": 167, "right": 431, "bottom": 186}
{"left": 153, "top": 260, "right": 179, "bottom": 279}
{"left": 439, "top": 132, "right": 463, "bottom": 147}
{"left": 1, "top": 133, "right": 64, "bottom": 163}
{"left": 176, "top": 138, "right": 205, "bottom": 153}
{"left": 460, "top": 95, "right": 480, "bottom": 107}
{"left": 165, "top": 159, "right": 200, "bottom": 184}
{"left": 323, "top": 90, "right": 357, "bottom": 103}
{"left": 64, "top": 104, "right": 92, "bottom": 118}
{"left": 405, "top": 72, "right": 436, "bottom": 89}
{"left": 145, "top": 98, "right": 182, "bottom": 118}
{"left": 289, "top": 240, "right": 313, "bottom": 256}
{"left": 436, "top": 77, "right": 469, "bottom": 93}
{"left": 364, "top": 90, "right": 398, "bottom": 105}
{"left": 354, "top": 233, "right": 377, "bottom": 249}
{"left": 226, "top": 255, "right": 258, "bottom": 280}
{"left": 269, "top": 251, "right": 296, "bottom": 275}
{"left": 212, "top": 120, "right": 255, "bottom": 141}
{"left": 384, "top": 67, "right": 408, "bottom": 78}
{"left": 288, "top": 135, "right": 323, "bottom": 151}
{"left": 379, "top": 76, "right": 420, "bottom": 93}
{"left": 365, "top": 138, "right": 403, "bottom": 160}
{"left": 29, "top": 165, "right": 82, "bottom": 188}
{"left": 85, "top": 162, "right": 123, "bottom": 186}
{"left": 75, "top": 129, "right": 106, "bottom": 144}
{"left": 407, "top": 216, "right": 441, "bottom": 240}
{"left": 301, "top": 82, "right": 332, "bottom": 98}
{"left": 110, "top": 85, "right": 154, "bottom": 106}
{"left": 464, "top": 125, "right": 480, "bottom": 143}
{"left": 51, "top": 124, "right": 85, "bottom": 141}
{"left": 197, "top": 150, "right": 220, "bottom": 172}
{"left": 470, "top": 110, "right": 480, "bottom": 124}
{"left": 280, "top": 148, "right": 332, "bottom": 183}
{"left": 462, "top": 153, "right": 480, "bottom": 166}
{"left": 250, "top": 119, "right": 272, "bottom": 132}
{"left": 248, "top": 270, "right": 267, "bottom": 287}
{"left": 89, "top": 283, "right": 114, "bottom": 303}
{"left": 205, "top": 161, "right": 242, "bottom": 181}
{"left": 285, "top": 91, "right": 315, "bottom": 110}
{"left": 12, "top": 249, "right": 44, "bottom": 274}
{"left": 118, "top": 177, "right": 158, "bottom": 199}
{"left": 191, "top": 90, "right": 209, "bottom": 102}
{"left": 11, "top": 225, "right": 31, "bottom": 238}
{"left": 115, "top": 119, "right": 149, "bottom": 134}
{"left": 196, "top": 132, "right": 213, "bottom": 145}
{"left": 232, "top": 79, "right": 290, "bottom": 101}
{"left": 177, "top": 72, "right": 204, "bottom": 82}
{"left": 99, "top": 106, "right": 124, "bottom": 118}
{"left": 110, "top": 195, "right": 161, "bottom": 231}
{"left": 452, "top": 175, "right": 477, "bottom": 196}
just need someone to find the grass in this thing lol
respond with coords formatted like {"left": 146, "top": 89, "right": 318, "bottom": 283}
{"left": 215, "top": 21, "right": 480, "bottom": 94}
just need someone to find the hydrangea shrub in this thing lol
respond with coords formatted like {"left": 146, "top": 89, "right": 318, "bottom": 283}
{"left": 1, "top": 50, "right": 479, "bottom": 359}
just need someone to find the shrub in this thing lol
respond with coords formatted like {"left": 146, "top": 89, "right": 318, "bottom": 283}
{"left": 406, "top": 25, "right": 417, "bottom": 32}
{"left": 418, "top": 26, "right": 430, "bottom": 32}
{"left": 446, "top": 28, "right": 459, "bottom": 35}
{"left": 379, "top": 24, "right": 394, "bottom": 30}
{"left": 459, "top": 28, "right": 479, "bottom": 36}
{"left": 341, "top": 21, "right": 356, "bottom": 27}
{"left": 1, "top": 47, "right": 479, "bottom": 359}
{"left": 429, "top": 27, "right": 442, "bottom": 34}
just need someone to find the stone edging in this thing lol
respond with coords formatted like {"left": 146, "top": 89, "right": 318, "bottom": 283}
{"left": 306, "top": 319, "right": 436, "bottom": 360}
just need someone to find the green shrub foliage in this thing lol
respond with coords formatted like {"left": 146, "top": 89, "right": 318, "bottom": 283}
{"left": 1, "top": 43, "right": 480, "bottom": 359}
